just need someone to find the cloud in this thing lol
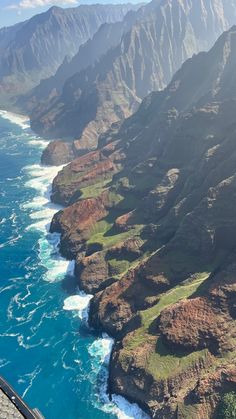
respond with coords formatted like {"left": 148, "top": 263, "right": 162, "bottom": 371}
{"left": 7, "top": 0, "right": 78, "bottom": 10}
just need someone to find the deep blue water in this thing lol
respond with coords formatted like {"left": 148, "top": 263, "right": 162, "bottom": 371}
{"left": 0, "top": 113, "right": 148, "bottom": 419}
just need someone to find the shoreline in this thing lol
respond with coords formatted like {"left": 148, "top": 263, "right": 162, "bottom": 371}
{"left": 0, "top": 110, "right": 30, "bottom": 130}
{"left": 1, "top": 109, "right": 149, "bottom": 419}
{"left": 37, "top": 149, "right": 150, "bottom": 419}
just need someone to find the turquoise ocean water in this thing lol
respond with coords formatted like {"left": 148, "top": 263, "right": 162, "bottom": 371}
{"left": 0, "top": 112, "right": 148, "bottom": 419}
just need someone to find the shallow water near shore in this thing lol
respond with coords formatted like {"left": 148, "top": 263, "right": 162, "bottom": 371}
{"left": 0, "top": 112, "right": 149, "bottom": 419}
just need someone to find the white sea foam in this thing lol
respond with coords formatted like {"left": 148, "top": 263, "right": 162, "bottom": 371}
{"left": 0, "top": 110, "right": 30, "bottom": 129}
{"left": 88, "top": 334, "right": 113, "bottom": 365}
{"left": 63, "top": 293, "right": 93, "bottom": 320}
{"left": 0, "top": 234, "right": 22, "bottom": 248}
{"left": 28, "top": 138, "right": 49, "bottom": 148}
{"left": 112, "top": 396, "right": 150, "bottom": 419}
{"left": 22, "top": 196, "right": 48, "bottom": 210}
{"left": 20, "top": 366, "right": 42, "bottom": 398}
{"left": 23, "top": 161, "right": 68, "bottom": 282}
{"left": 0, "top": 359, "right": 11, "bottom": 368}
{"left": 36, "top": 229, "right": 72, "bottom": 283}
{"left": 88, "top": 334, "right": 150, "bottom": 419}
{"left": 23, "top": 164, "right": 64, "bottom": 230}
{"left": 0, "top": 110, "right": 49, "bottom": 149}
{"left": 24, "top": 163, "right": 63, "bottom": 199}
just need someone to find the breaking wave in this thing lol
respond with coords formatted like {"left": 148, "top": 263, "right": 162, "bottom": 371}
{"left": 0, "top": 110, "right": 30, "bottom": 130}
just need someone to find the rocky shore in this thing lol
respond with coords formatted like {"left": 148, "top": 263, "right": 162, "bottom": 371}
{"left": 43, "top": 27, "right": 236, "bottom": 419}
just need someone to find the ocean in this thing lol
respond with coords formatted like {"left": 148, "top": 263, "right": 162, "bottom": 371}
{"left": 0, "top": 112, "right": 149, "bottom": 419}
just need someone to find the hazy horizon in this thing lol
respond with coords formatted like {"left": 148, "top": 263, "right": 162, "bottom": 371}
{"left": 0, "top": 0, "right": 145, "bottom": 28}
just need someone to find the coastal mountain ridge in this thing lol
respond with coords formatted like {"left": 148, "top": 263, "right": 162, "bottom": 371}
{"left": 1, "top": 0, "right": 236, "bottom": 417}
{"left": 48, "top": 25, "right": 236, "bottom": 418}
{"left": 30, "top": 0, "right": 236, "bottom": 155}
{"left": 0, "top": 3, "right": 138, "bottom": 106}
{"left": 19, "top": 1, "right": 149, "bottom": 114}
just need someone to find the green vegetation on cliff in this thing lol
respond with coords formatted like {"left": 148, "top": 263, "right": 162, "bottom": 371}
{"left": 121, "top": 272, "right": 210, "bottom": 379}
{"left": 220, "top": 392, "right": 236, "bottom": 419}
{"left": 87, "top": 221, "right": 143, "bottom": 249}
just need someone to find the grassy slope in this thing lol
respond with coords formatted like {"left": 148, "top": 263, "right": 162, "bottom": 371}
{"left": 120, "top": 273, "right": 212, "bottom": 380}
{"left": 79, "top": 179, "right": 112, "bottom": 199}
{"left": 78, "top": 178, "right": 147, "bottom": 276}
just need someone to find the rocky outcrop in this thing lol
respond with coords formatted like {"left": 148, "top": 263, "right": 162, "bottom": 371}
{"left": 51, "top": 147, "right": 123, "bottom": 205}
{"left": 75, "top": 237, "right": 143, "bottom": 294}
{"left": 50, "top": 192, "right": 111, "bottom": 258}
{"left": 75, "top": 251, "right": 111, "bottom": 294}
{"left": 89, "top": 260, "right": 164, "bottom": 338}
{"left": 41, "top": 140, "right": 76, "bottom": 165}
{"left": 109, "top": 340, "right": 236, "bottom": 418}
{"left": 115, "top": 211, "right": 135, "bottom": 232}
{"left": 159, "top": 296, "right": 234, "bottom": 355}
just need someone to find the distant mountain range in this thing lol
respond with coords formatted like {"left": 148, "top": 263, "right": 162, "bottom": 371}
{"left": 19, "top": 2, "right": 149, "bottom": 114}
{"left": 0, "top": 3, "right": 138, "bottom": 106}
{"left": 28, "top": 0, "right": 236, "bottom": 151}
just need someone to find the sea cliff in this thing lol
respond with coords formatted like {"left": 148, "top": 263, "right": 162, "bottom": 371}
{"left": 42, "top": 27, "right": 236, "bottom": 419}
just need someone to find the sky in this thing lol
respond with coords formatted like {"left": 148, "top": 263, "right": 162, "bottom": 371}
{"left": 0, "top": 0, "right": 140, "bottom": 28}
{"left": 0, "top": 0, "right": 79, "bottom": 27}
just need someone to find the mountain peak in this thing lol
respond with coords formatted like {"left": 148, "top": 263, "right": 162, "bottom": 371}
{"left": 48, "top": 5, "right": 62, "bottom": 14}
{"left": 0, "top": 3, "right": 137, "bottom": 103}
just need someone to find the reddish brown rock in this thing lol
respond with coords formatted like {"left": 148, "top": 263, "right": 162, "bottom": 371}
{"left": 158, "top": 297, "right": 233, "bottom": 354}
{"left": 159, "top": 254, "right": 236, "bottom": 356}
{"left": 51, "top": 149, "right": 121, "bottom": 205}
{"left": 89, "top": 244, "right": 191, "bottom": 338}
{"left": 194, "top": 364, "right": 236, "bottom": 404}
{"left": 115, "top": 211, "right": 135, "bottom": 231}
{"left": 89, "top": 261, "right": 163, "bottom": 337}
{"left": 50, "top": 192, "right": 110, "bottom": 258}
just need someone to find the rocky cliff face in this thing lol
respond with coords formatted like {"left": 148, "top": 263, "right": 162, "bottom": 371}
{"left": 0, "top": 3, "right": 135, "bottom": 105}
{"left": 31, "top": 0, "right": 236, "bottom": 152}
{"left": 49, "top": 26, "right": 236, "bottom": 418}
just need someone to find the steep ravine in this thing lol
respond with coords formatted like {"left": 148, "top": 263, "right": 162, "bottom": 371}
{"left": 43, "top": 26, "right": 236, "bottom": 419}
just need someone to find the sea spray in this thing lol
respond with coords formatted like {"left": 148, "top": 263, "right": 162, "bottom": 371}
{"left": 87, "top": 335, "right": 149, "bottom": 418}
{"left": 63, "top": 293, "right": 93, "bottom": 320}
